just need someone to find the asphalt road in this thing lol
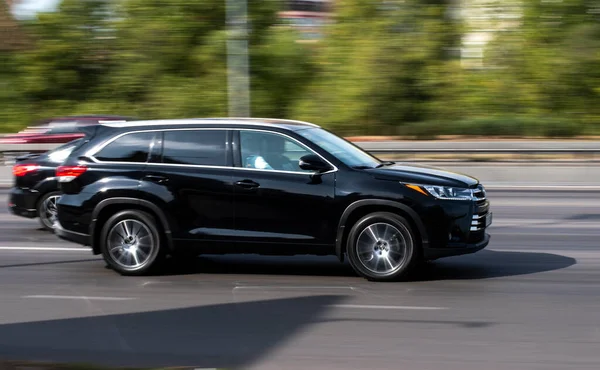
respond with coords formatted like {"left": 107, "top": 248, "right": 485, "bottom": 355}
{"left": 0, "top": 190, "right": 599, "bottom": 369}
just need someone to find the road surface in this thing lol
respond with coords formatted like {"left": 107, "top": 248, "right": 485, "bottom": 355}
{"left": 0, "top": 190, "right": 598, "bottom": 369}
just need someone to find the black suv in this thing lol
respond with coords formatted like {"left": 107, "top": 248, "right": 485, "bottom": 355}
{"left": 54, "top": 118, "right": 492, "bottom": 281}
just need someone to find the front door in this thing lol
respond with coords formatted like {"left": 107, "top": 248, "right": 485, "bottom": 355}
{"left": 232, "top": 129, "right": 336, "bottom": 249}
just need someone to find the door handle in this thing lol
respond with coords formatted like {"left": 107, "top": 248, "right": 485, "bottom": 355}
{"left": 235, "top": 179, "right": 260, "bottom": 189}
{"left": 144, "top": 174, "right": 169, "bottom": 184}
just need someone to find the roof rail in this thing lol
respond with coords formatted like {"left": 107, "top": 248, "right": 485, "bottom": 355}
{"left": 100, "top": 118, "right": 320, "bottom": 129}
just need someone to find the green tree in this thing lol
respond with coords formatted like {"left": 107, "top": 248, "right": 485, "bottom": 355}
{"left": 100, "top": 0, "right": 315, "bottom": 119}
{"left": 482, "top": 0, "right": 600, "bottom": 129}
{"left": 291, "top": 0, "right": 464, "bottom": 135}
{"left": 15, "top": 0, "right": 115, "bottom": 114}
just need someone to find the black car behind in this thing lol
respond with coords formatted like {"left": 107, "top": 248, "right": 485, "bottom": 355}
{"left": 8, "top": 138, "right": 85, "bottom": 230}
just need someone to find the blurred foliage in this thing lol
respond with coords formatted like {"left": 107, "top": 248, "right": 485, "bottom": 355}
{"left": 0, "top": 0, "right": 599, "bottom": 137}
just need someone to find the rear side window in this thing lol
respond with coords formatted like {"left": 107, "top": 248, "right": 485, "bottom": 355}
{"left": 161, "top": 130, "right": 227, "bottom": 166}
{"left": 94, "top": 132, "right": 155, "bottom": 163}
{"left": 46, "top": 138, "right": 85, "bottom": 163}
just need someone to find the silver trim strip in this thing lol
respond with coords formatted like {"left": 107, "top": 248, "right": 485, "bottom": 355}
{"left": 101, "top": 118, "right": 320, "bottom": 129}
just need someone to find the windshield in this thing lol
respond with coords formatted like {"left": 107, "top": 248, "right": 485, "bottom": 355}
{"left": 297, "top": 128, "right": 382, "bottom": 168}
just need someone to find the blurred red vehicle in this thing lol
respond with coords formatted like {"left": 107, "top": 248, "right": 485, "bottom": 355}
{"left": 0, "top": 115, "right": 137, "bottom": 144}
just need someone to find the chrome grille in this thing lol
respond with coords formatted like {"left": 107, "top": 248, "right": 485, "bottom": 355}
{"left": 471, "top": 184, "right": 489, "bottom": 231}
{"left": 470, "top": 212, "right": 490, "bottom": 231}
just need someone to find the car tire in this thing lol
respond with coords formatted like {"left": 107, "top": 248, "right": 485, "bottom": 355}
{"left": 100, "top": 210, "right": 165, "bottom": 276}
{"left": 37, "top": 191, "right": 61, "bottom": 231}
{"left": 346, "top": 212, "right": 419, "bottom": 282}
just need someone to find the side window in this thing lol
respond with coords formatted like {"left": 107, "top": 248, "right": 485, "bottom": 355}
{"left": 95, "top": 132, "right": 155, "bottom": 163}
{"left": 46, "top": 138, "right": 84, "bottom": 163}
{"left": 239, "top": 130, "right": 314, "bottom": 173}
{"left": 162, "top": 130, "right": 227, "bottom": 166}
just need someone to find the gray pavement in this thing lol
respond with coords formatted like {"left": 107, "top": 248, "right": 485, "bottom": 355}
{"left": 0, "top": 190, "right": 599, "bottom": 369}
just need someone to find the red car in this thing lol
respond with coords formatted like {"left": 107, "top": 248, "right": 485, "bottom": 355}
{"left": 0, "top": 115, "right": 137, "bottom": 145}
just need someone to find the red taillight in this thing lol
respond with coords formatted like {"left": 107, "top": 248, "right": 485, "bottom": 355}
{"left": 56, "top": 165, "right": 88, "bottom": 182}
{"left": 13, "top": 164, "right": 40, "bottom": 177}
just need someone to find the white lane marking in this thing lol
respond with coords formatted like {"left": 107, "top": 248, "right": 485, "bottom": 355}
{"left": 233, "top": 285, "right": 355, "bottom": 290}
{"left": 22, "top": 295, "right": 136, "bottom": 301}
{"left": 0, "top": 246, "right": 91, "bottom": 252}
{"left": 330, "top": 304, "right": 448, "bottom": 310}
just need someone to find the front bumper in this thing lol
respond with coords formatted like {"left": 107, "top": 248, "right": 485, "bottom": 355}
{"left": 54, "top": 220, "right": 91, "bottom": 246}
{"left": 8, "top": 187, "right": 38, "bottom": 218}
{"left": 420, "top": 188, "right": 492, "bottom": 259}
{"left": 424, "top": 233, "right": 490, "bottom": 260}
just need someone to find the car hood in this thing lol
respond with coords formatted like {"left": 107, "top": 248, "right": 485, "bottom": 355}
{"left": 368, "top": 163, "right": 480, "bottom": 188}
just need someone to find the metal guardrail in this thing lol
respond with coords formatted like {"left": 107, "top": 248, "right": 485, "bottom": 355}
{"left": 0, "top": 144, "right": 63, "bottom": 152}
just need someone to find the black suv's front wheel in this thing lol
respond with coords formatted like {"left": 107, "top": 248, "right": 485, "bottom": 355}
{"left": 347, "top": 212, "right": 419, "bottom": 282}
{"left": 100, "top": 210, "right": 164, "bottom": 276}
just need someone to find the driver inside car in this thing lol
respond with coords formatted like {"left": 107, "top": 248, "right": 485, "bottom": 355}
{"left": 243, "top": 134, "right": 296, "bottom": 171}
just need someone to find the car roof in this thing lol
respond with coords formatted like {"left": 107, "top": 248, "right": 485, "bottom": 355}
{"left": 99, "top": 117, "right": 320, "bottom": 131}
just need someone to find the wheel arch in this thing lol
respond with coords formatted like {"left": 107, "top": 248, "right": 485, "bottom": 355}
{"left": 335, "top": 199, "right": 429, "bottom": 262}
{"left": 89, "top": 197, "right": 174, "bottom": 255}
{"left": 33, "top": 178, "right": 60, "bottom": 211}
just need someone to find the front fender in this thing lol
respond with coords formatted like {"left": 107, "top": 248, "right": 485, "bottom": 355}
{"left": 335, "top": 199, "right": 429, "bottom": 261}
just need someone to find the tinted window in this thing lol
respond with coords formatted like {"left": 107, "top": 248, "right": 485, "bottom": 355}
{"left": 45, "top": 138, "right": 85, "bottom": 163}
{"left": 162, "top": 130, "right": 227, "bottom": 166}
{"left": 297, "top": 127, "right": 381, "bottom": 168}
{"left": 239, "top": 130, "right": 314, "bottom": 173}
{"left": 95, "top": 132, "right": 155, "bottom": 162}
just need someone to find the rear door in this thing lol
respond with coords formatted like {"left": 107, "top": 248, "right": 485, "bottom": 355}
{"left": 143, "top": 128, "right": 235, "bottom": 244}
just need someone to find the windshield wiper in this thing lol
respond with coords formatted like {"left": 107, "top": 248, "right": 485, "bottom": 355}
{"left": 353, "top": 161, "right": 395, "bottom": 170}
{"left": 375, "top": 161, "right": 395, "bottom": 168}
{"left": 352, "top": 165, "right": 374, "bottom": 170}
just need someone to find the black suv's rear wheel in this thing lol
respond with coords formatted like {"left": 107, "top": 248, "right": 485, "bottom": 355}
{"left": 347, "top": 212, "right": 419, "bottom": 282}
{"left": 100, "top": 210, "right": 164, "bottom": 276}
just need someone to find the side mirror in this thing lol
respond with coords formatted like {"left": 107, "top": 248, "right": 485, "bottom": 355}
{"left": 299, "top": 154, "right": 331, "bottom": 173}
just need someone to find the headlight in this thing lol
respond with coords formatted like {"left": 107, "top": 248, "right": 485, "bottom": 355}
{"left": 405, "top": 184, "right": 474, "bottom": 201}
